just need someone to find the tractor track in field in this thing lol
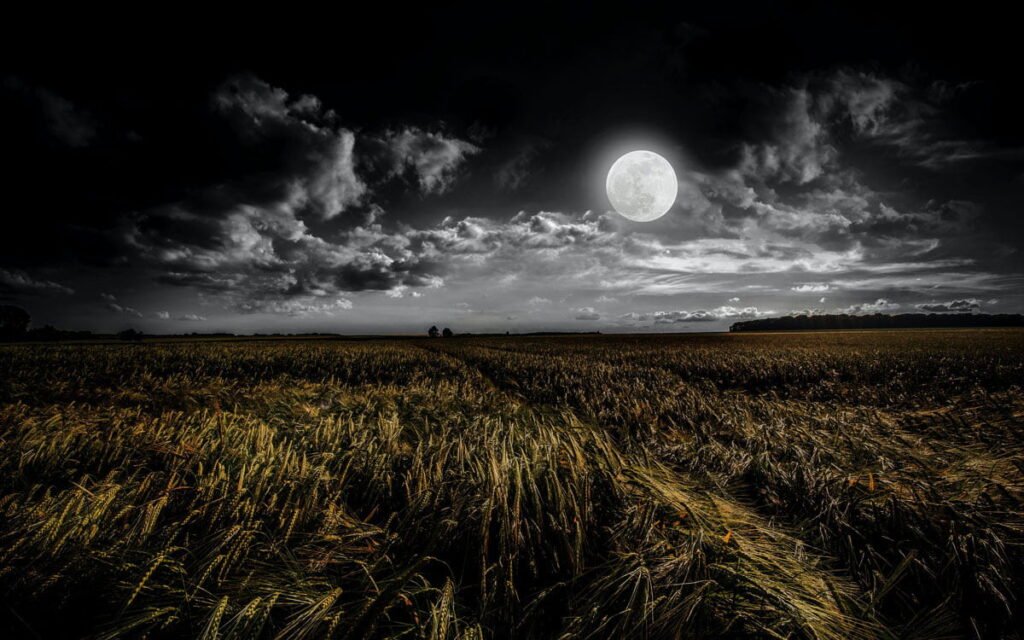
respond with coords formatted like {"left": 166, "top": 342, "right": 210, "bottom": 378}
{"left": 407, "top": 339, "right": 1015, "bottom": 623}
{"left": 411, "top": 340, "right": 531, "bottom": 405}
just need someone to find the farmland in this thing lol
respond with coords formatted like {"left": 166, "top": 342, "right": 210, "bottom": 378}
{"left": 1, "top": 330, "right": 1022, "bottom": 639}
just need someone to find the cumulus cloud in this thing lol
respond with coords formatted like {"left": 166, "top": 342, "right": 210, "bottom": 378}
{"left": 380, "top": 128, "right": 480, "bottom": 194}
{"left": 212, "top": 74, "right": 367, "bottom": 220}
{"left": 0, "top": 268, "right": 74, "bottom": 296}
{"left": 151, "top": 310, "right": 207, "bottom": 321}
{"left": 842, "top": 298, "right": 900, "bottom": 314}
{"left": 116, "top": 75, "right": 487, "bottom": 314}
{"left": 729, "top": 67, "right": 1014, "bottom": 218}
{"left": 622, "top": 306, "right": 769, "bottom": 324}
{"left": 234, "top": 298, "right": 352, "bottom": 317}
{"left": 739, "top": 86, "right": 834, "bottom": 184}
{"left": 787, "top": 307, "right": 827, "bottom": 316}
{"left": 36, "top": 68, "right": 1012, "bottom": 330}
{"left": 730, "top": 180, "right": 977, "bottom": 254}
{"left": 385, "top": 286, "right": 423, "bottom": 299}
{"left": 208, "top": 75, "right": 481, "bottom": 222}
{"left": 148, "top": 194, "right": 984, "bottom": 322}
{"left": 791, "top": 283, "right": 830, "bottom": 293}
{"left": 826, "top": 70, "right": 902, "bottom": 136}
{"left": 684, "top": 74, "right": 990, "bottom": 273}
{"left": 915, "top": 298, "right": 982, "bottom": 313}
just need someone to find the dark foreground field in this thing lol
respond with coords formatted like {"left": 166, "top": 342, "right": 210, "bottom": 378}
{"left": 1, "top": 330, "right": 1022, "bottom": 639}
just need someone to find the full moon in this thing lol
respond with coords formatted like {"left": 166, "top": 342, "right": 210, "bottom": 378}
{"left": 606, "top": 150, "right": 678, "bottom": 222}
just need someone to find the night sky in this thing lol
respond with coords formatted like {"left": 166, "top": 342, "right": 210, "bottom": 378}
{"left": 3, "top": 3, "right": 1023, "bottom": 333}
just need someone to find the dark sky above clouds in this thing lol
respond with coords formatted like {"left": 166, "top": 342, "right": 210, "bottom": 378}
{"left": 2, "top": 2, "right": 1022, "bottom": 333}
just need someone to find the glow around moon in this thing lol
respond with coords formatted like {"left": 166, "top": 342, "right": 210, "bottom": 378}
{"left": 606, "top": 150, "right": 678, "bottom": 222}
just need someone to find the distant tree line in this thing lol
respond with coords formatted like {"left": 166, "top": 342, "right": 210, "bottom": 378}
{"left": 0, "top": 305, "right": 30, "bottom": 339}
{"left": 0, "top": 305, "right": 138, "bottom": 342}
{"left": 730, "top": 313, "right": 1024, "bottom": 332}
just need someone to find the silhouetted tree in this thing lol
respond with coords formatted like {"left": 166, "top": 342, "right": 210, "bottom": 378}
{"left": 0, "top": 305, "right": 30, "bottom": 339}
{"left": 117, "top": 328, "right": 144, "bottom": 342}
{"left": 442, "top": 327, "right": 453, "bottom": 337}
{"left": 428, "top": 325, "right": 440, "bottom": 338}
{"left": 28, "top": 325, "right": 60, "bottom": 341}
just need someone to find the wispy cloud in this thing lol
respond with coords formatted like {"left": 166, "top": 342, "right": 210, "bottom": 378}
{"left": 0, "top": 269, "right": 74, "bottom": 297}
{"left": 106, "top": 302, "right": 143, "bottom": 318}
{"left": 915, "top": 298, "right": 982, "bottom": 313}
{"left": 842, "top": 298, "right": 900, "bottom": 314}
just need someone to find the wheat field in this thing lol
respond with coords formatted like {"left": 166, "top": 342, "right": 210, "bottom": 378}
{"left": 1, "top": 330, "right": 1022, "bottom": 639}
